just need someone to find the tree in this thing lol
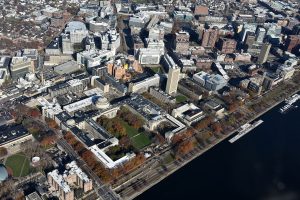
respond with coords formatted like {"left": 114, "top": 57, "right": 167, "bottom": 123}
{"left": 123, "top": 154, "right": 145, "bottom": 173}
{"left": 40, "top": 135, "right": 57, "bottom": 147}
{"left": 45, "top": 118, "right": 59, "bottom": 129}
{"left": 193, "top": 116, "right": 213, "bottom": 130}
{"left": 119, "top": 136, "right": 131, "bottom": 149}
{"left": 0, "top": 147, "right": 8, "bottom": 157}
{"left": 171, "top": 128, "right": 194, "bottom": 144}
{"left": 211, "top": 122, "right": 222, "bottom": 133}
{"left": 228, "top": 101, "right": 239, "bottom": 113}
{"left": 175, "top": 139, "right": 196, "bottom": 159}
{"left": 30, "top": 108, "right": 41, "bottom": 118}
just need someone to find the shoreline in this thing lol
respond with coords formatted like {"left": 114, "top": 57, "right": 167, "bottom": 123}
{"left": 125, "top": 88, "right": 300, "bottom": 200}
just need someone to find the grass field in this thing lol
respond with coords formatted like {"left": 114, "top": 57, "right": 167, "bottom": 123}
{"left": 120, "top": 120, "right": 151, "bottom": 149}
{"left": 120, "top": 120, "right": 139, "bottom": 138}
{"left": 131, "top": 133, "right": 152, "bottom": 150}
{"left": 176, "top": 95, "right": 187, "bottom": 103}
{"left": 5, "top": 153, "right": 30, "bottom": 177}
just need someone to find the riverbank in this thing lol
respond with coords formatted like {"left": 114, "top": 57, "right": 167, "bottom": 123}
{"left": 123, "top": 86, "right": 300, "bottom": 200}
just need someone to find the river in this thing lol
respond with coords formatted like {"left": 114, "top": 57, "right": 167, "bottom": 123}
{"left": 135, "top": 100, "right": 300, "bottom": 200}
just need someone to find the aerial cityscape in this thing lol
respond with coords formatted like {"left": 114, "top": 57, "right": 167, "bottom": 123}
{"left": 0, "top": 0, "right": 299, "bottom": 200}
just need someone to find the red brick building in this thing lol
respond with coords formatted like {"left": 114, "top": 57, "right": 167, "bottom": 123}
{"left": 217, "top": 38, "right": 237, "bottom": 54}
{"left": 201, "top": 28, "right": 219, "bottom": 48}
{"left": 285, "top": 35, "right": 300, "bottom": 54}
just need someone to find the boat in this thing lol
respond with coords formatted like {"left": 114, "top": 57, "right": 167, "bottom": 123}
{"left": 280, "top": 104, "right": 293, "bottom": 113}
{"left": 229, "top": 120, "right": 264, "bottom": 143}
{"left": 280, "top": 94, "right": 300, "bottom": 113}
{"left": 285, "top": 94, "right": 300, "bottom": 105}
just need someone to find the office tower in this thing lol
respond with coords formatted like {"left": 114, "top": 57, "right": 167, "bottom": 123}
{"left": 244, "top": 32, "right": 256, "bottom": 50}
{"left": 255, "top": 27, "right": 266, "bottom": 44}
{"left": 257, "top": 43, "right": 271, "bottom": 64}
{"left": 241, "top": 24, "right": 257, "bottom": 42}
{"left": 166, "top": 67, "right": 180, "bottom": 95}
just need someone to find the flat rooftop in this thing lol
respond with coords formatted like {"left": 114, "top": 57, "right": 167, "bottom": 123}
{"left": 0, "top": 125, "right": 29, "bottom": 146}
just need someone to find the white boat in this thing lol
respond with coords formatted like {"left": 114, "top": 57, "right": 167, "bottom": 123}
{"left": 285, "top": 94, "right": 300, "bottom": 105}
{"left": 229, "top": 120, "right": 264, "bottom": 143}
{"left": 280, "top": 104, "right": 293, "bottom": 113}
{"left": 280, "top": 94, "right": 300, "bottom": 113}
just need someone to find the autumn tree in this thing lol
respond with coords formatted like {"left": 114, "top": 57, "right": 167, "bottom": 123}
{"left": 29, "top": 108, "right": 41, "bottom": 118}
{"left": 0, "top": 147, "right": 8, "bottom": 157}
{"left": 45, "top": 118, "right": 59, "bottom": 129}
{"left": 193, "top": 116, "right": 213, "bottom": 130}
{"left": 211, "top": 122, "right": 223, "bottom": 133}
{"left": 119, "top": 136, "right": 131, "bottom": 149}
{"left": 175, "top": 139, "right": 196, "bottom": 159}
{"left": 40, "top": 135, "right": 57, "bottom": 147}
{"left": 123, "top": 154, "right": 145, "bottom": 173}
{"left": 171, "top": 128, "right": 194, "bottom": 145}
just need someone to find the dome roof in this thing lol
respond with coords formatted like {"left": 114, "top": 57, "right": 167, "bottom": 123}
{"left": 66, "top": 119, "right": 76, "bottom": 126}
{"left": 95, "top": 97, "right": 110, "bottom": 109}
{"left": 0, "top": 164, "right": 8, "bottom": 182}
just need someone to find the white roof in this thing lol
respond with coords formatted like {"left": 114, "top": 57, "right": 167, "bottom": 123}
{"left": 65, "top": 21, "right": 87, "bottom": 32}
{"left": 63, "top": 96, "right": 95, "bottom": 113}
{"left": 65, "top": 161, "right": 91, "bottom": 183}
{"left": 89, "top": 145, "right": 135, "bottom": 168}
{"left": 48, "top": 170, "right": 71, "bottom": 193}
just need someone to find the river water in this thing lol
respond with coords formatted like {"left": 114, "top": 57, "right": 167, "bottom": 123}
{"left": 136, "top": 100, "right": 300, "bottom": 200}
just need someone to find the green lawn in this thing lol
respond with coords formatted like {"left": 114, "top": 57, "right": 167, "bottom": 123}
{"left": 120, "top": 120, "right": 139, "bottom": 137}
{"left": 131, "top": 133, "right": 152, "bottom": 150}
{"left": 176, "top": 95, "right": 187, "bottom": 103}
{"left": 119, "top": 120, "right": 151, "bottom": 149}
{"left": 5, "top": 153, "right": 30, "bottom": 177}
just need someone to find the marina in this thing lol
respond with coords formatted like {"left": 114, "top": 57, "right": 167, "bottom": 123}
{"left": 280, "top": 94, "right": 300, "bottom": 113}
{"left": 229, "top": 119, "right": 264, "bottom": 143}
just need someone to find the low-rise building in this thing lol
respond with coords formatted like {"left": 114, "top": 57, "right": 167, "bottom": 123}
{"left": 48, "top": 78, "right": 90, "bottom": 97}
{"left": 138, "top": 48, "right": 164, "bottom": 65}
{"left": 172, "top": 103, "right": 205, "bottom": 125}
{"left": 10, "top": 56, "right": 32, "bottom": 79}
{"left": 128, "top": 74, "right": 160, "bottom": 93}
{"left": 77, "top": 49, "right": 115, "bottom": 68}
{"left": 276, "top": 65, "right": 295, "bottom": 80}
{"left": 0, "top": 125, "right": 33, "bottom": 152}
{"left": 193, "top": 71, "right": 227, "bottom": 91}
{"left": 149, "top": 87, "right": 176, "bottom": 104}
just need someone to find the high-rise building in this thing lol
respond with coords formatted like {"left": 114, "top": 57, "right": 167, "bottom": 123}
{"left": 257, "top": 43, "right": 271, "bottom": 64}
{"left": 241, "top": 24, "right": 257, "bottom": 42}
{"left": 166, "top": 67, "right": 180, "bottom": 95}
{"left": 217, "top": 38, "right": 237, "bottom": 54}
{"left": 244, "top": 32, "right": 256, "bottom": 50}
{"left": 61, "top": 21, "right": 88, "bottom": 54}
{"left": 149, "top": 27, "right": 165, "bottom": 41}
{"left": 201, "top": 28, "right": 219, "bottom": 48}
{"left": 255, "top": 27, "right": 266, "bottom": 44}
{"left": 47, "top": 161, "right": 93, "bottom": 200}
{"left": 285, "top": 35, "right": 300, "bottom": 54}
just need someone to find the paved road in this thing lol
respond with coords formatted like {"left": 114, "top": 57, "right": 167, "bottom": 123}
{"left": 25, "top": 116, "right": 120, "bottom": 200}
{"left": 57, "top": 139, "right": 120, "bottom": 200}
